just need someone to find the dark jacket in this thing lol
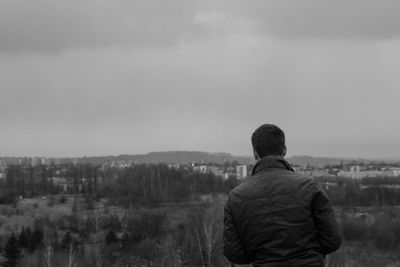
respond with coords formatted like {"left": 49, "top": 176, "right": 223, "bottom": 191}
{"left": 223, "top": 156, "right": 341, "bottom": 267}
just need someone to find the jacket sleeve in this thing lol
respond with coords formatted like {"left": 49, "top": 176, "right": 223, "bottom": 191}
{"left": 223, "top": 197, "right": 251, "bottom": 264}
{"left": 312, "top": 183, "right": 342, "bottom": 255}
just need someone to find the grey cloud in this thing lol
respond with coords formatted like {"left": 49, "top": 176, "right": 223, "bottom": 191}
{"left": 0, "top": 0, "right": 202, "bottom": 53}
{"left": 3, "top": 0, "right": 400, "bottom": 54}
{"left": 219, "top": 0, "right": 400, "bottom": 40}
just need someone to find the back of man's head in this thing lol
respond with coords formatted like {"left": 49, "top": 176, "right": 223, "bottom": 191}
{"left": 251, "top": 124, "right": 286, "bottom": 159}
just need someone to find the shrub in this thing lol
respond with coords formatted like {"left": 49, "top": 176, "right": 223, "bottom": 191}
{"left": 0, "top": 196, "right": 16, "bottom": 205}
{"left": 340, "top": 216, "right": 368, "bottom": 241}
{"left": 99, "top": 214, "right": 121, "bottom": 232}
{"left": 3, "top": 232, "right": 21, "bottom": 266}
{"left": 33, "top": 214, "right": 57, "bottom": 230}
{"left": 369, "top": 217, "right": 400, "bottom": 250}
{"left": 47, "top": 198, "right": 55, "bottom": 207}
{"left": 57, "top": 214, "right": 80, "bottom": 233}
{"left": 126, "top": 210, "right": 167, "bottom": 243}
{"left": 134, "top": 238, "right": 159, "bottom": 261}
{"left": 1, "top": 206, "right": 14, "bottom": 217}
{"left": 15, "top": 208, "right": 24, "bottom": 216}
{"left": 58, "top": 195, "right": 67, "bottom": 204}
{"left": 105, "top": 230, "right": 117, "bottom": 245}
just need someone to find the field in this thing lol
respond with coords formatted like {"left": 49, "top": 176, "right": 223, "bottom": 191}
{"left": 0, "top": 194, "right": 230, "bottom": 266}
{"left": 3, "top": 156, "right": 400, "bottom": 267}
{"left": 0, "top": 196, "right": 400, "bottom": 267}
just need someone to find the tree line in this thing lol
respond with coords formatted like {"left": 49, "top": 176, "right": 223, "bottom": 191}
{"left": 2, "top": 163, "right": 240, "bottom": 205}
{"left": 98, "top": 164, "right": 239, "bottom": 206}
{"left": 319, "top": 176, "right": 400, "bottom": 206}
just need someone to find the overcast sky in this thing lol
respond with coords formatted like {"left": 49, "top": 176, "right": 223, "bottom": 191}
{"left": 1, "top": 0, "right": 400, "bottom": 158}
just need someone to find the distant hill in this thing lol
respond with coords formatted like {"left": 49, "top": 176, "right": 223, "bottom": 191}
{"left": 286, "top": 155, "right": 400, "bottom": 167}
{"left": 82, "top": 152, "right": 389, "bottom": 167}
{"left": 286, "top": 155, "right": 348, "bottom": 167}
{"left": 81, "top": 151, "right": 254, "bottom": 165}
{"left": 2, "top": 151, "right": 399, "bottom": 167}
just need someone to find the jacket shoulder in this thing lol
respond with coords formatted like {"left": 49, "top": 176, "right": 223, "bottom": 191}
{"left": 229, "top": 170, "right": 317, "bottom": 201}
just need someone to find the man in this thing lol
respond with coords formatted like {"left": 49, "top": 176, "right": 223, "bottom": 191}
{"left": 223, "top": 124, "right": 341, "bottom": 267}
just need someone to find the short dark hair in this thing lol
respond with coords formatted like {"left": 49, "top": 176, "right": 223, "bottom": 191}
{"left": 251, "top": 124, "right": 286, "bottom": 158}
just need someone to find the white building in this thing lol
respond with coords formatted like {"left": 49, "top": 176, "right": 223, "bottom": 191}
{"left": 382, "top": 167, "right": 400, "bottom": 177}
{"left": 350, "top": 165, "right": 361, "bottom": 173}
{"left": 337, "top": 168, "right": 400, "bottom": 179}
{"left": 193, "top": 165, "right": 223, "bottom": 177}
{"left": 193, "top": 165, "right": 207, "bottom": 173}
{"left": 236, "top": 165, "right": 248, "bottom": 180}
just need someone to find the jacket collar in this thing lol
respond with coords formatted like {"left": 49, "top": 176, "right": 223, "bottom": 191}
{"left": 251, "top": 155, "right": 295, "bottom": 175}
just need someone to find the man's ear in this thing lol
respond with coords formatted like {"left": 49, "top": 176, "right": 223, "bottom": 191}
{"left": 282, "top": 146, "right": 287, "bottom": 157}
{"left": 253, "top": 148, "right": 260, "bottom": 161}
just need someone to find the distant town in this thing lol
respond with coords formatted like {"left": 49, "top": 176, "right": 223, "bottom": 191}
{"left": 1, "top": 151, "right": 400, "bottom": 185}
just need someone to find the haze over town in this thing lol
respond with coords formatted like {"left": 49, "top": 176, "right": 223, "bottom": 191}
{"left": 1, "top": 0, "right": 400, "bottom": 158}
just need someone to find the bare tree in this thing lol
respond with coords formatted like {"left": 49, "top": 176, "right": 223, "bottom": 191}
{"left": 41, "top": 241, "right": 53, "bottom": 267}
{"left": 203, "top": 203, "right": 222, "bottom": 266}
{"left": 66, "top": 242, "right": 78, "bottom": 267}
{"left": 190, "top": 200, "right": 224, "bottom": 267}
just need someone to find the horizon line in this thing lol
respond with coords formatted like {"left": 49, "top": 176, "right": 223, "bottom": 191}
{"left": 0, "top": 150, "right": 399, "bottom": 161}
